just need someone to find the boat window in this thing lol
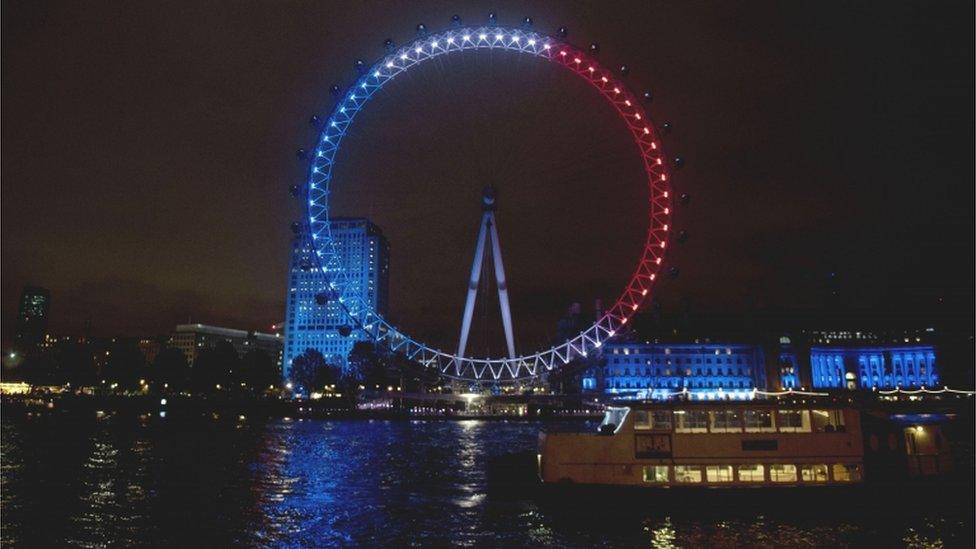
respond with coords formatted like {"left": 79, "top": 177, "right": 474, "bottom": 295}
{"left": 777, "top": 410, "right": 811, "bottom": 433}
{"left": 674, "top": 410, "right": 708, "bottom": 433}
{"left": 769, "top": 464, "right": 798, "bottom": 482}
{"left": 705, "top": 465, "right": 734, "bottom": 482}
{"left": 810, "top": 409, "right": 845, "bottom": 432}
{"left": 633, "top": 410, "right": 652, "bottom": 430}
{"left": 674, "top": 465, "right": 702, "bottom": 483}
{"left": 599, "top": 408, "right": 628, "bottom": 434}
{"left": 744, "top": 409, "right": 776, "bottom": 433}
{"left": 642, "top": 465, "right": 669, "bottom": 483}
{"left": 832, "top": 463, "right": 862, "bottom": 482}
{"left": 800, "top": 464, "right": 829, "bottom": 482}
{"left": 737, "top": 464, "right": 765, "bottom": 482}
{"left": 709, "top": 410, "right": 742, "bottom": 433}
{"left": 651, "top": 410, "right": 673, "bottom": 431}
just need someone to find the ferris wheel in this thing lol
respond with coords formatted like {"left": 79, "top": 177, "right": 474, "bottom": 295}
{"left": 297, "top": 15, "right": 678, "bottom": 381}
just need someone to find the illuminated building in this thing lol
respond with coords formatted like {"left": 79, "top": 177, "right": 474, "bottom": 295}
{"left": 283, "top": 218, "right": 389, "bottom": 379}
{"left": 583, "top": 343, "right": 768, "bottom": 400}
{"left": 810, "top": 345, "right": 939, "bottom": 389}
{"left": 15, "top": 286, "right": 50, "bottom": 348}
{"left": 169, "top": 324, "right": 282, "bottom": 368}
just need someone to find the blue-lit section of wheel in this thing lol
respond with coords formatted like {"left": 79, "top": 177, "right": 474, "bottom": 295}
{"left": 305, "top": 25, "right": 673, "bottom": 381}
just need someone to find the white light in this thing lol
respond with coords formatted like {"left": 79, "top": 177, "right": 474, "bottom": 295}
{"left": 160, "top": 398, "right": 167, "bottom": 406}
{"left": 400, "top": 53, "right": 407, "bottom": 60}
{"left": 528, "top": 39, "right": 536, "bottom": 45}
{"left": 373, "top": 71, "right": 380, "bottom": 77}
{"left": 447, "top": 37, "right": 454, "bottom": 44}
{"left": 512, "top": 36, "right": 520, "bottom": 42}
{"left": 495, "top": 34, "right": 503, "bottom": 40}
{"left": 543, "top": 44, "right": 551, "bottom": 49}
{"left": 431, "top": 41, "right": 438, "bottom": 47}
{"left": 415, "top": 47, "right": 422, "bottom": 53}
{"left": 479, "top": 34, "right": 487, "bottom": 40}
{"left": 463, "top": 34, "right": 471, "bottom": 41}
{"left": 386, "top": 61, "right": 393, "bottom": 68}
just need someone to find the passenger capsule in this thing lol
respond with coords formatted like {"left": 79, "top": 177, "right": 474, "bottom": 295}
{"left": 290, "top": 222, "right": 303, "bottom": 234}
{"left": 618, "top": 64, "right": 630, "bottom": 76}
{"left": 642, "top": 90, "right": 653, "bottom": 103}
{"left": 416, "top": 23, "right": 428, "bottom": 37}
{"left": 450, "top": 15, "right": 462, "bottom": 27}
{"left": 589, "top": 42, "right": 600, "bottom": 54}
{"left": 487, "top": 13, "right": 497, "bottom": 26}
{"left": 557, "top": 27, "right": 568, "bottom": 38}
{"left": 308, "top": 115, "right": 321, "bottom": 128}
{"left": 677, "top": 230, "right": 689, "bottom": 243}
{"left": 668, "top": 266, "right": 680, "bottom": 278}
{"left": 662, "top": 122, "right": 672, "bottom": 134}
{"left": 522, "top": 16, "right": 533, "bottom": 28}
{"left": 289, "top": 184, "right": 302, "bottom": 197}
{"left": 295, "top": 149, "right": 307, "bottom": 160}
{"left": 329, "top": 85, "right": 342, "bottom": 98}
{"left": 354, "top": 59, "right": 366, "bottom": 73}
{"left": 679, "top": 192, "right": 691, "bottom": 206}
{"left": 674, "top": 156, "right": 685, "bottom": 168}
{"left": 383, "top": 38, "right": 395, "bottom": 52}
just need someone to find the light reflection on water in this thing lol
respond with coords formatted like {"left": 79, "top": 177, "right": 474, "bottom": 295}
{"left": 1, "top": 416, "right": 971, "bottom": 547}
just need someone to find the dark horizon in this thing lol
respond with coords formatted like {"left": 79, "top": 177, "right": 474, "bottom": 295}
{"left": 3, "top": 1, "right": 973, "bottom": 350}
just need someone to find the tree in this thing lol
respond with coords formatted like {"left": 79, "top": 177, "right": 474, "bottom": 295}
{"left": 289, "top": 348, "right": 340, "bottom": 394}
{"left": 151, "top": 347, "right": 190, "bottom": 392}
{"left": 190, "top": 341, "right": 238, "bottom": 394}
{"left": 239, "top": 349, "right": 278, "bottom": 394}
{"left": 103, "top": 339, "right": 146, "bottom": 390}
{"left": 57, "top": 341, "right": 96, "bottom": 387}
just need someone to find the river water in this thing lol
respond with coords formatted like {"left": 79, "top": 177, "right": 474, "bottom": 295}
{"left": 1, "top": 414, "right": 971, "bottom": 547}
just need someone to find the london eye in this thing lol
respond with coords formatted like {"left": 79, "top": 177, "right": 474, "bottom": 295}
{"left": 297, "top": 16, "right": 675, "bottom": 381}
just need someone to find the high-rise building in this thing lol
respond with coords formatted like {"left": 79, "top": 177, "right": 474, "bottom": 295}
{"left": 15, "top": 286, "right": 50, "bottom": 348}
{"left": 283, "top": 218, "right": 389, "bottom": 379}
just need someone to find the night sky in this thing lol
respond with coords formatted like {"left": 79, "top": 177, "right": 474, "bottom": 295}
{"left": 3, "top": 1, "right": 973, "bottom": 353}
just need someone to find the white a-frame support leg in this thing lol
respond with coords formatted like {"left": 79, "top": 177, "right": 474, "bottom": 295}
{"left": 456, "top": 210, "right": 517, "bottom": 361}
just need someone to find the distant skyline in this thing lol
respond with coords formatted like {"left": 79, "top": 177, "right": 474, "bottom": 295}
{"left": 3, "top": 1, "right": 973, "bottom": 352}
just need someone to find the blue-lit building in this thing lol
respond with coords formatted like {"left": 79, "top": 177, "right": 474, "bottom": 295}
{"left": 810, "top": 346, "right": 939, "bottom": 390}
{"left": 582, "top": 343, "right": 768, "bottom": 400}
{"left": 15, "top": 285, "right": 50, "bottom": 349}
{"left": 283, "top": 218, "right": 389, "bottom": 378}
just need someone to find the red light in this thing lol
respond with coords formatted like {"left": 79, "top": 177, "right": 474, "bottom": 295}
{"left": 622, "top": 317, "right": 628, "bottom": 324}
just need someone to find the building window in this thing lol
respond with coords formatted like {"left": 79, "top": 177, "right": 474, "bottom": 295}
{"left": 705, "top": 465, "right": 734, "bottom": 483}
{"left": 744, "top": 410, "right": 776, "bottom": 432}
{"left": 738, "top": 464, "right": 765, "bottom": 482}
{"left": 674, "top": 465, "right": 702, "bottom": 483}
{"left": 642, "top": 465, "right": 669, "bottom": 483}
{"left": 832, "top": 463, "right": 862, "bottom": 482}
{"left": 769, "top": 464, "right": 797, "bottom": 482}
{"left": 633, "top": 410, "right": 652, "bottom": 430}
{"left": 800, "top": 464, "right": 829, "bottom": 482}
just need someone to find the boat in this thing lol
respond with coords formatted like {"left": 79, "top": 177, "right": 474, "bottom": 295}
{"left": 538, "top": 402, "right": 868, "bottom": 487}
